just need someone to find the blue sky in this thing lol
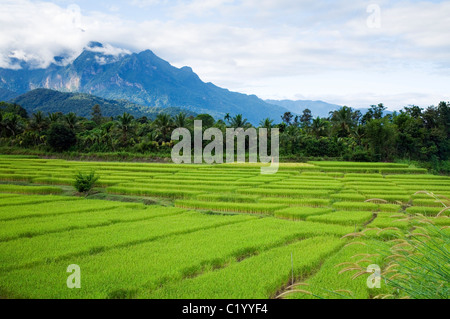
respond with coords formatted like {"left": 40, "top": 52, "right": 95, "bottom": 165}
{"left": 1, "top": 0, "right": 449, "bottom": 110}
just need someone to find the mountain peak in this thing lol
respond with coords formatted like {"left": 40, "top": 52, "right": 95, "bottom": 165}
{"left": 0, "top": 46, "right": 290, "bottom": 124}
{"left": 86, "top": 41, "right": 104, "bottom": 49}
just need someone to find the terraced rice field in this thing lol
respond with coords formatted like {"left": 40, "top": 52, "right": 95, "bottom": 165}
{"left": 0, "top": 155, "right": 448, "bottom": 299}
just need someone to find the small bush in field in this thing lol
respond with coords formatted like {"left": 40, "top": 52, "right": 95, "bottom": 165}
{"left": 74, "top": 171, "right": 99, "bottom": 195}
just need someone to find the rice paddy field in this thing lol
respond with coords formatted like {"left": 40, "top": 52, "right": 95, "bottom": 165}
{"left": 0, "top": 155, "right": 448, "bottom": 299}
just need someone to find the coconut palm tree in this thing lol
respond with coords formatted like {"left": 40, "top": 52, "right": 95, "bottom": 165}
{"left": 259, "top": 118, "right": 274, "bottom": 129}
{"left": 174, "top": 112, "right": 187, "bottom": 128}
{"left": 65, "top": 112, "right": 78, "bottom": 130}
{"left": 329, "top": 106, "right": 355, "bottom": 137}
{"left": 116, "top": 112, "right": 134, "bottom": 145}
{"left": 229, "top": 114, "right": 251, "bottom": 128}
{"left": 311, "top": 117, "right": 328, "bottom": 138}
{"left": 152, "top": 113, "right": 174, "bottom": 142}
{"left": 224, "top": 113, "right": 231, "bottom": 124}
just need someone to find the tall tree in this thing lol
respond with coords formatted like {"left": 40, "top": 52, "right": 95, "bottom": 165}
{"left": 311, "top": 117, "right": 328, "bottom": 138}
{"left": 116, "top": 112, "right": 134, "bottom": 145}
{"left": 300, "top": 109, "right": 313, "bottom": 128}
{"left": 65, "top": 112, "right": 78, "bottom": 130}
{"left": 259, "top": 118, "right": 274, "bottom": 129}
{"left": 229, "top": 114, "right": 251, "bottom": 128}
{"left": 281, "top": 112, "right": 293, "bottom": 126}
{"left": 224, "top": 113, "right": 231, "bottom": 124}
{"left": 174, "top": 112, "right": 187, "bottom": 128}
{"left": 329, "top": 106, "right": 356, "bottom": 137}
{"left": 91, "top": 104, "right": 103, "bottom": 125}
{"left": 153, "top": 113, "right": 174, "bottom": 143}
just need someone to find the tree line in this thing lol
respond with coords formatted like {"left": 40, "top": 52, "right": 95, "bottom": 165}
{"left": 0, "top": 101, "right": 448, "bottom": 173}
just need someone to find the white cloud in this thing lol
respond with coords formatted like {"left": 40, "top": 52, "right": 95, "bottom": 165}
{"left": 87, "top": 43, "right": 131, "bottom": 57}
{"left": 0, "top": 0, "right": 448, "bottom": 109}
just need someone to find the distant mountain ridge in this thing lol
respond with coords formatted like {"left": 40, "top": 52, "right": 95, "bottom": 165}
{"left": 0, "top": 42, "right": 290, "bottom": 124}
{"left": 0, "top": 88, "right": 20, "bottom": 102}
{"left": 266, "top": 99, "right": 343, "bottom": 118}
{"left": 10, "top": 89, "right": 197, "bottom": 119}
{"left": 266, "top": 99, "right": 394, "bottom": 118}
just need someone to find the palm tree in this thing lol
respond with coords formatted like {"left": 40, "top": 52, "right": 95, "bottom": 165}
{"left": 174, "top": 112, "right": 187, "bottom": 128}
{"left": 329, "top": 106, "right": 354, "bottom": 137}
{"left": 3, "top": 114, "right": 22, "bottom": 137}
{"left": 224, "top": 113, "right": 231, "bottom": 124}
{"left": 229, "top": 114, "right": 251, "bottom": 128}
{"left": 48, "top": 112, "right": 60, "bottom": 123}
{"left": 311, "top": 117, "right": 328, "bottom": 138}
{"left": 152, "top": 113, "right": 174, "bottom": 142}
{"left": 65, "top": 112, "right": 77, "bottom": 130}
{"left": 116, "top": 112, "right": 134, "bottom": 145}
{"left": 259, "top": 118, "right": 274, "bottom": 129}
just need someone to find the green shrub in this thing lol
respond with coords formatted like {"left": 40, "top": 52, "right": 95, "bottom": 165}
{"left": 74, "top": 171, "right": 99, "bottom": 195}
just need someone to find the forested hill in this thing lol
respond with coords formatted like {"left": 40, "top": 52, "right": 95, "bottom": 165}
{"left": 9, "top": 89, "right": 196, "bottom": 120}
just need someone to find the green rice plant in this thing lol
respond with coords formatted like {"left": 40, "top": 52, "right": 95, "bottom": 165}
{"left": 0, "top": 194, "right": 19, "bottom": 198}
{"left": 392, "top": 180, "right": 450, "bottom": 186}
{"left": 287, "top": 175, "right": 337, "bottom": 181}
{"left": 370, "top": 212, "right": 410, "bottom": 230}
{"left": 332, "top": 201, "right": 378, "bottom": 212}
{"left": 264, "top": 184, "right": 342, "bottom": 191}
{"left": 106, "top": 186, "right": 204, "bottom": 199}
{"left": 385, "top": 174, "right": 449, "bottom": 180}
{"left": 307, "top": 211, "right": 374, "bottom": 226}
{"left": 119, "top": 182, "right": 238, "bottom": 193}
{"left": 349, "top": 185, "right": 406, "bottom": 191}
{"left": 259, "top": 197, "right": 331, "bottom": 207}
{"left": 300, "top": 171, "right": 327, "bottom": 176}
{"left": 0, "top": 220, "right": 351, "bottom": 298}
{"left": 143, "top": 236, "right": 344, "bottom": 299}
{"left": 0, "top": 184, "right": 62, "bottom": 195}
{"left": 174, "top": 173, "right": 255, "bottom": 179}
{"left": 237, "top": 188, "right": 331, "bottom": 198}
{"left": 406, "top": 206, "right": 448, "bottom": 217}
{"left": 325, "top": 172, "right": 345, "bottom": 178}
{"left": 154, "top": 175, "right": 238, "bottom": 181}
{"left": 0, "top": 174, "right": 36, "bottom": 182}
{"left": 432, "top": 217, "right": 450, "bottom": 227}
{"left": 32, "top": 177, "right": 74, "bottom": 185}
{"left": 344, "top": 173, "right": 383, "bottom": 179}
{"left": 0, "top": 211, "right": 254, "bottom": 272}
{"left": 274, "top": 207, "right": 333, "bottom": 220}
{"left": 379, "top": 168, "right": 427, "bottom": 175}
{"left": 363, "top": 194, "right": 410, "bottom": 204}
{"left": 0, "top": 199, "right": 139, "bottom": 221}
{"left": 321, "top": 167, "right": 381, "bottom": 173}
{"left": 237, "top": 177, "right": 284, "bottom": 183}
{"left": 196, "top": 194, "right": 259, "bottom": 203}
{"left": 412, "top": 199, "right": 448, "bottom": 207}
{"left": 309, "top": 161, "right": 409, "bottom": 168}
{"left": 0, "top": 205, "right": 186, "bottom": 242}
{"left": 286, "top": 239, "right": 389, "bottom": 299}
{"left": 378, "top": 204, "right": 402, "bottom": 213}
{"left": 345, "top": 182, "right": 396, "bottom": 187}
{"left": 175, "top": 200, "right": 287, "bottom": 215}
{"left": 132, "top": 178, "right": 263, "bottom": 187}
{"left": 331, "top": 193, "right": 366, "bottom": 202}
{"left": 0, "top": 195, "right": 80, "bottom": 208}
{"left": 358, "top": 190, "right": 409, "bottom": 196}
